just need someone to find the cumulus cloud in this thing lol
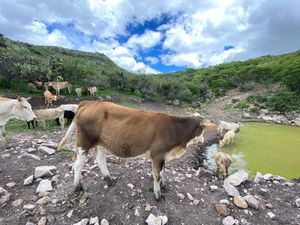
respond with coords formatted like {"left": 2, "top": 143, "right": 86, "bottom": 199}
{"left": 126, "top": 30, "right": 162, "bottom": 50}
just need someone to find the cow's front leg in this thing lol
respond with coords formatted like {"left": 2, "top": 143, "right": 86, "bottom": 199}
{"left": 73, "top": 147, "right": 87, "bottom": 192}
{"left": 151, "top": 157, "right": 165, "bottom": 200}
{"left": 95, "top": 146, "right": 114, "bottom": 186}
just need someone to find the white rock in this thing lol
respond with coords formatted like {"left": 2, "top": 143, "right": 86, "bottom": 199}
{"left": 224, "top": 170, "right": 248, "bottom": 186}
{"left": 25, "top": 222, "right": 35, "bottom": 225}
{"left": 145, "top": 203, "right": 151, "bottom": 211}
{"left": 90, "top": 216, "right": 99, "bottom": 224}
{"left": 253, "top": 172, "right": 263, "bottom": 183}
{"left": 1, "top": 153, "right": 10, "bottom": 159}
{"left": 146, "top": 214, "right": 167, "bottom": 225}
{"left": 134, "top": 208, "right": 140, "bottom": 217}
{"left": 220, "top": 199, "right": 230, "bottom": 205}
{"left": 12, "top": 198, "right": 23, "bottom": 207}
{"left": 100, "top": 219, "right": 109, "bottom": 225}
{"left": 267, "top": 212, "right": 275, "bottom": 219}
{"left": 0, "top": 187, "right": 11, "bottom": 204}
{"left": 27, "top": 147, "right": 36, "bottom": 153}
{"left": 223, "top": 216, "right": 236, "bottom": 225}
{"left": 67, "top": 210, "right": 74, "bottom": 218}
{"left": 73, "top": 218, "right": 89, "bottom": 225}
{"left": 38, "top": 146, "right": 55, "bottom": 155}
{"left": 263, "top": 173, "right": 273, "bottom": 180}
{"left": 209, "top": 185, "right": 218, "bottom": 191}
{"left": 34, "top": 166, "right": 57, "bottom": 178}
{"left": 6, "top": 182, "right": 16, "bottom": 188}
{"left": 243, "top": 112, "right": 250, "bottom": 118}
{"left": 38, "top": 216, "right": 47, "bottom": 225}
{"left": 36, "top": 179, "right": 53, "bottom": 194}
{"left": 295, "top": 198, "right": 300, "bottom": 208}
{"left": 223, "top": 183, "right": 240, "bottom": 197}
{"left": 177, "top": 193, "right": 185, "bottom": 200}
{"left": 21, "top": 153, "right": 41, "bottom": 161}
{"left": 187, "top": 193, "right": 194, "bottom": 201}
{"left": 24, "top": 175, "right": 34, "bottom": 185}
{"left": 127, "top": 183, "right": 134, "bottom": 189}
{"left": 161, "top": 215, "right": 168, "bottom": 225}
{"left": 23, "top": 204, "right": 36, "bottom": 210}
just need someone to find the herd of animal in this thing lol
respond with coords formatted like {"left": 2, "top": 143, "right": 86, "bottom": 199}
{"left": 0, "top": 94, "right": 243, "bottom": 200}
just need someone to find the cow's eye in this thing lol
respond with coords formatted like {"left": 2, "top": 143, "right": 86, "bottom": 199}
{"left": 23, "top": 106, "right": 28, "bottom": 109}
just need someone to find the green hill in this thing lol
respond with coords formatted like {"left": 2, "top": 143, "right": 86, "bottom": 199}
{"left": 0, "top": 34, "right": 299, "bottom": 112}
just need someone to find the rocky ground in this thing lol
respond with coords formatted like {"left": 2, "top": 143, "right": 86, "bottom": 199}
{"left": 0, "top": 97, "right": 300, "bottom": 225}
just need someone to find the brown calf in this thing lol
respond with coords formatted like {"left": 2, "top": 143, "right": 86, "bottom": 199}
{"left": 58, "top": 101, "right": 214, "bottom": 199}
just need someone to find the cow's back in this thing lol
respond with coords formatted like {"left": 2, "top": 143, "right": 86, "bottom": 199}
{"left": 75, "top": 101, "right": 176, "bottom": 157}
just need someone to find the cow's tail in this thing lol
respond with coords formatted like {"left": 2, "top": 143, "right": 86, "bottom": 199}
{"left": 57, "top": 120, "right": 76, "bottom": 151}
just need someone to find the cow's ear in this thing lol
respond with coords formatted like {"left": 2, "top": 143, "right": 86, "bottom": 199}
{"left": 26, "top": 97, "right": 31, "bottom": 101}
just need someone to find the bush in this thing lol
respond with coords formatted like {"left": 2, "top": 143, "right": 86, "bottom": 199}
{"left": 239, "top": 81, "right": 255, "bottom": 92}
{"left": 266, "top": 90, "right": 300, "bottom": 113}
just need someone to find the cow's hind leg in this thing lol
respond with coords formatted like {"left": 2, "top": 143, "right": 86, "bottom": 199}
{"left": 95, "top": 146, "right": 114, "bottom": 186}
{"left": 151, "top": 156, "right": 165, "bottom": 200}
{"left": 73, "top": 147, "right": 87, "bottom": 192}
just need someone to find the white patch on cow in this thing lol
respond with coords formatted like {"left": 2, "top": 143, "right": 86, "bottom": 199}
{"left": 153, "top": 178, "right": 161, "bottom": 199}
{"left": 95, "top": 146, "right": 110, "bottom": 177}
{"left": 73, "top": 148, "right": 86, "bottom": 188}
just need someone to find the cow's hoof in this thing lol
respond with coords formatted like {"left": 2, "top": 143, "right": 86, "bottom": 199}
{"left": 73, "top": 183, "right": 84, "bottom": 193}
{"left": 104, "top": 176, "right": 117, "bottom": 186}
{"left": 154, "top": 192, "right": 165, "bottom": 201}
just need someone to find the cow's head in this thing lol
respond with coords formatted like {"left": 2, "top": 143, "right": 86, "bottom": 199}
{"left": 53, "top": 95, "right": 58, "bottom": 101}
{"left": 13, "top": 97, "right": 36, "bottom": 122}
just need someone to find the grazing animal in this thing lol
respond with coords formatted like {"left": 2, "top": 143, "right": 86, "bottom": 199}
{"left": 219, "top": 130, "right": 235, "bottom": 147}
{"left": 75, "top": 88, "right": 82, "bottom": 97}
{"left": 59, "top": 104, "right": 78, "bottom": 113}
{"left": 34, "top": 108, "right": 64, "bottom": 130}
{"left": 0, "top": 97, "right": 36, "bottom": 143}
{"left": 56, "top": 76, "right": 64, "bottom": 82}
{"left": 33, "top": 81, "right": 44, "bottom": 89}
{"left": 215, "top": 152, "right": 232, "bottom": 179}
{"left": 48, "top": 81, "right": 72, "bottom": 95}
{"left": 58, "top": 101, "right": 214, "bottom": 200}
{"left": 218, "top": 121, "right": 242, "bottom": 136}
{"left": 87, "top": 86, "right": 97, "bottom": 96}
{"left": 43, "top": 90, "right": 57, "bottom": 106}
{"left": 56, "top": 110, "right": 75, "bottom": 126}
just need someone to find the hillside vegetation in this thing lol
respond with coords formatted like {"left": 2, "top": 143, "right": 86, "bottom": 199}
{"left": 0, "top": 34, "right": 299, "bottom": 113}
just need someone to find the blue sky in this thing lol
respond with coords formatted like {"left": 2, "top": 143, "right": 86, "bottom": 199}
{"left": 1, "top": 0, "right": 300, "bottom": 74}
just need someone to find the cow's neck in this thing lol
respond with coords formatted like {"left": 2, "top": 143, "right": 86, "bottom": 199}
{"left": 173, "top": 116, "right": 200, "bottom": 145}
{"left": 0, "top": 100, "right": 18, "bottom": 126}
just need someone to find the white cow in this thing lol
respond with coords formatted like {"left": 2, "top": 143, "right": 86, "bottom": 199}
{"left": 87, "top": 87, "right": 97, "bottom": 96}
{"left": 218, "top": 121, "right": 242, "bottom": 136}
{"left": 0, "top": 97, "right": 36, "bottom": 144}
{"left": 59, "top": 104, "right": 78, "bottom": 113}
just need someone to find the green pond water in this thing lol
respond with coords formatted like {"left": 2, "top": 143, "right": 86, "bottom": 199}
{"left": 204, "top": 123, "right": 300, "bottom": 179}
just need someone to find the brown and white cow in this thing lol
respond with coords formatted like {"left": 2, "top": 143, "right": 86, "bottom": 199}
{"left": 34, "top": 108, "right": 64, "bottom": 130}
{"left": 0, "top": 97, "right": 36, "bottom": 144}
{"left": 48, "top": 81, "right": 72, "bottom": 96}
{"left": 58, "top": 101, "right": 214, "bottom": 199}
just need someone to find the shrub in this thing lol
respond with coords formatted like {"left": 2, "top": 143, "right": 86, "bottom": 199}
{"left": 266, "top": 90, "right": 300, "bottom": 113}
{"left": 239, "top": 81, "right": 255, "bottom": 92}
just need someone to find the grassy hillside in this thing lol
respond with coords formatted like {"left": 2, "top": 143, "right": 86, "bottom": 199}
{"left": 0, "top": 33, "right": 132, "bottom": 91}
{"left": 0, "top": 34, "right": 299, "bottom": 112}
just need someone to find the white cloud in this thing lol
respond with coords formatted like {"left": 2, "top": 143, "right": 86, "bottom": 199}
{"left": 21, "top": 20, "right": 72, "bottom": 48}
{"left": 126, "top": 30, "right": 162, "bottom": 50}
{"left": 162, "top": 53, "right": 202, "bottom": 68}
{"left": 145, "top": 56, "right": 159, "bottom": 64}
